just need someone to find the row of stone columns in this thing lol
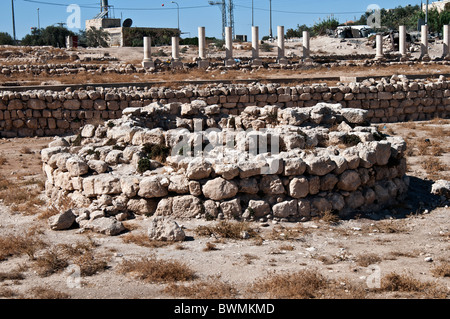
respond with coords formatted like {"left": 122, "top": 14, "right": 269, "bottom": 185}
{"left": 142, "top": 24, "right": 450, "bottom": 68}
{"left": 142, "top": 25, "right": 312, "bottom": 69}
{"left": 376, "top": 24, "right": 450, "bottom": 61}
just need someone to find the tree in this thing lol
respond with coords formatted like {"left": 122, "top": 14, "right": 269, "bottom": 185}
{"left": 286, "top": 24, "right": 311, "bottom": 38}
{"left": 21, "top": 26, "right": 74, "bottom": 47}
{"left": 85, "top": 27, "right": 110, "bottom": 47}
{"left": 312, "top": 16, "right": 340, "bottom": 36}
{"left": 0, "top": 32, "right": 14, "bottom": 45}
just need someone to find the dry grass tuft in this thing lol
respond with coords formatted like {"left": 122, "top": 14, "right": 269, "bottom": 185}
{"left": 430, "top": 262, "right": 450, "bottom": 278}
{"left": 118, "top": 256, "right": 197, "bottom": 283}
{"left": 33, "top": 240, "right": 108, "bottom": 277}
{"left": 0, "top": 174, "right": 46, "bottom": 214}
{"left": 34, "top": 247, "right": 70, "bottom": 277}
{"left": 355, "top": 253, "right": 382, "bottom": 267}
{"left": 250, "top": 270, "right": 329, "bottom": 299}
{"left": 121, "top": 233, "right": 174, "bottom": 248}
{"left": 0, "top": 287, "right": 21, "bottom": 298}
{"left": 164, "top": 277, "right": 239, "bottom": 299}
{"left": 0, "top": 230, "right": 47, "bottom": 261}
{"left": 371, "top": 220, "right": 408, "bottom": 234}
{"left": 421, "top": 156, "right": 448, "bottom": 178}
{"left": 203, "top": 242, "right": 219, "bottom": 252}
{"left": 0, "top": 269, "right": 25, "bottom": 282}
{"left": 195, "top": 221, "right": 258, "bottom": 240}
{"left": 266, "top": 224, "right": 307, "bottom": 241}
{"left": 28, "top": 287, "right": 71, "bottom": 299}
{"left": 318, "top": 210, "right": 341, "bottom": 225}
{"left": 379, "top": 272, "right": 448, "bottom": 298}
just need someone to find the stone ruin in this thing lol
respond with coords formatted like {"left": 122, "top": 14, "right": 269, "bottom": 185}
{"left": 42, "top": 99, "right": 409, "bottom": 235}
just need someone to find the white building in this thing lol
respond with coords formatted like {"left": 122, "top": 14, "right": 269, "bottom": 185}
{"left": 422, "top": 0, "right": 450, "bottom": 13}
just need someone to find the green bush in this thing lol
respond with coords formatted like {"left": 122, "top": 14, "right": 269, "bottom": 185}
{"left": 21, "top": 26, "right": 75, "bottom": 47}
{"left": 0, "top": 32, "right": 14, "bottom": 45}
{"left": 122, "top": 27, "right": 180, "bottom": 47}
{"left": 137, "top": 158, "right": 152, "bottom": 173}
{"left": 142, "top": 143, "right": 171, "bottom": 162}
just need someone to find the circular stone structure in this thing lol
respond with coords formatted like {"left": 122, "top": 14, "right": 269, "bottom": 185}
{"left": 41, "top": 99, "right": 409, "bottom": 233}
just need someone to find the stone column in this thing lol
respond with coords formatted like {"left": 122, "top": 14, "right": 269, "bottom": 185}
{"left": 277, "top": 26, "right": 288, "bottom": 64}
{"left": 142, "top": 37, "right": 154, "bottom": 68}
{"left": 443, "top": 24, "right": 450, "bottom": 60}
{"left": 197, "top": 26, "right": 209, "bottom": 68}
{"left": 171, "top": 36, "right": 183, "bottom": 69}
{"left": 375, "top": 34, "right": 384, "bottom": 60}
{"left": 225, "top": 26, "right": 235, "bottom": 66}
{"left": 420, "top": 24, "right": 430, "bottom": 61}
{"left": 252, "top": 26, "right": 262, "bottom": 65}
{"left": 399, "top": 25, "right": 408, "bottom": 60}
{"left": 302, "top": 31, "right": 312, "bottom": 62}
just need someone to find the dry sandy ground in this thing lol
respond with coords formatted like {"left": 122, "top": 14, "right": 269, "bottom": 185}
{"left": 0, "top": 120, "right": 449, "bottom": 301}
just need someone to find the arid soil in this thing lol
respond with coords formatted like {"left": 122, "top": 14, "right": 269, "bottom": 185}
{"left": 0, "top": 120, "right": 449, "bottom": 300}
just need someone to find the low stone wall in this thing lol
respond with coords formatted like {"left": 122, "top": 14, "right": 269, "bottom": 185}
{"left": 41, "top": 101, "right": 409, "bottom": 234}
{"left": 1, "top": 75, "right": 449, "bottom": 137}
{"left": 2, "top": 55, "right": 450, "bottom": 76}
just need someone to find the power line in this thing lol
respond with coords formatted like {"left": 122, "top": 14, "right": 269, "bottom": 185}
{"left": 235, "top": 4, "right": 365, "bottom": 15}
{"left": 22, "top": 0, "right": 98, "bottom": 8}
{"left": 22, "top": 0, "right": 211, "bottom": 11}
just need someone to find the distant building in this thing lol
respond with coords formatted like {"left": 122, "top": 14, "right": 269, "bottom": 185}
{"left": 85, "top": 0, "right": 180, "bottom": 47}
{"left": 422, "top": 0, "right": 450, "bottom": 13}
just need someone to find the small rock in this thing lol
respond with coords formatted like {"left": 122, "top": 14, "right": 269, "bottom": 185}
{"left": 48, "top": 209, "right": 76, "bottom": 230}
{"left": 147, "top": 216, "right": 185, "bottom": 242}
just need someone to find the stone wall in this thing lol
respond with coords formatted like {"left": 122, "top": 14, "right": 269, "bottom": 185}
{"left": 1, "top": 75, "right": 449, "bottom": 138}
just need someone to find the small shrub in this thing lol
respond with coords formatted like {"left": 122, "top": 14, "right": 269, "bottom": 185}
{"left": 421, "top": 157, "right": 448, "bottom": 177}
{"left": 137, "top": 158, "right": 152, "bottom": 173}
{"left": 203, "top": 242, "right": 219, "bottom": 252}
{"left": 195, "top": 221, "right": 257, "bottom": 240}
{"left": 28, "top": 287, "right": 70, "bottom": 299}
{"left": 118, "top": 256, "right": 197, "bottom": 283}
{"left": 431, "top": 262, "right": 450, "bottom": 278}
{"left": 250, "top": 270, "right": 327, "bottom": 299}
{"left": 260, "top": 42, "right": 273, "bottom": 52}
{"left": 34, "top": 247, "right": 70, "bottom": 277}
{"left": 318, "top": 210, "right": 340, "bottom": 225}
{"left": 0, "top": 269, "right": 25, "bottom": 282}
{"left": 342, "top": 134, "right": 361, "bottom": 146}
{"left": 164, "top": 279, "right": 238, "bottom": 299}
{"left": 0, "top": 231, "right": 47, "bottom": 261}
{"left": 356, "top": 253, "right": 382, "bottom": 267}
{"left": 142, "top": 143, "right": 170, "bottom": 163}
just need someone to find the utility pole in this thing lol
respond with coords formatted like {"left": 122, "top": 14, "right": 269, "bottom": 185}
{"left": 11, "top": 0, "right": 16, "bottom": 44}
{"left": 228, "top": 0, "right": 234, "bottom": 40}
{"left": 208, "top": 1, "right": 227, "bottom": 40}
{"left": 269, "top": 0, "right": 273, "bottom": 40}
{"left": 425, "top": 0, "right": 429, "bottom": 25}
{"left": 37, "top": 8, "right": 40, "bottom": 29}
{"left": 252, "top": 0, "right": 254, "bottom": 27}
{"left": 171, "top": 1, "right": 180, "bottom": 32}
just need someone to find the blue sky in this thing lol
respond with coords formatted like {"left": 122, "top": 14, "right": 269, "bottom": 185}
{"left": 1, "top": 0, "right": 423, "bottom": 40}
